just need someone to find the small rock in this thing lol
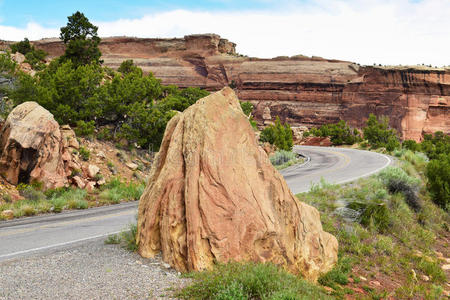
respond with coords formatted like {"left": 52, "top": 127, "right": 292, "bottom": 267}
{"left": 96, "top": 151, "right": 106, "bottom": 159}
{"left": 359, "top": 276, "right": 367, "bottom": 281}
{"left": 85, "top": 181, "right": 96, "bottom": 192}
{"left": 435, "top": 251, "right": 444, "bottom": 258}
{"left": 442, "top": 264, "right": 450, "bottom": 271}
{"left": 97, "top": 178, "right": 106, "bottom": 185}
{"left": 162, "top": 263, "right": 171, "bottom": 269}
{"left": 350, "top": 287, "right": 365, "bottom": 294}
{"left": 370, "top": 280, "right": 381, "bottom": 287}
{"left": 348, "top": 277, "right": 354, "bottom": 283}
{"left": 87, "top": 164, "right": 100, "bottom": 178}
{"left": 412, "top": 250, "right": 423, "bottom": 258}
{"left": 420, "top": 274, "right": 430, "bottom": 281}
{"left": 1, "top": 209, "right": 14, "bottom": 220}
{"left": 136, "top": 260, "right": 142, "bottom": 265}
{"left": 126, "top": 162, "right": 138, "bottom": 170}
{"left": 72, "top": 176, "right": 85, "bottom": 189}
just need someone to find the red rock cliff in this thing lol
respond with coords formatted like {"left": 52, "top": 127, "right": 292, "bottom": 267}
{"left": 3, "top": 34, "right": 448, "bottom": 141}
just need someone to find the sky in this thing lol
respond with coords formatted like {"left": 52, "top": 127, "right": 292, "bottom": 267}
{"left": 0, "top": 0, "right": 449, "bottom": 66}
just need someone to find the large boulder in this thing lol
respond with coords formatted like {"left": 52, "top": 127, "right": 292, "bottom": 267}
{"left": 0, "top": 102, "right": 69, "bottom": 189}
{"left": 137, "top": 87, "right": 338, "bottom": 281}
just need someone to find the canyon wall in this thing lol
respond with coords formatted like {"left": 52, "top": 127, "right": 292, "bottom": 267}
{"left": 2, "top": 34, "right": 448, "bottom": 140}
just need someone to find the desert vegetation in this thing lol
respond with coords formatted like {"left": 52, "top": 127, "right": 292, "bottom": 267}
{"left": 0, "top": 177, "right": 144, "bottom": 219}
{"left": 175, "top": 149, "right": 448, "bottom": 299}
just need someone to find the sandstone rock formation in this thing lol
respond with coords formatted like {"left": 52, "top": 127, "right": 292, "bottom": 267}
{"left": 137, "top": 87, "right": 338, "bottom": 281}
{"left": 0, "top": 102, "right": 81, "bottom": 189}
{"left": 2, "top": 34, "right": 447, "bottom": 140}
{"left": 0, "top": 102, "right": 68, "bottom": 189}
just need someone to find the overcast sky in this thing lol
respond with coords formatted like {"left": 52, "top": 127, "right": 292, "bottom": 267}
{"left": 0, "top": 0, "right": 449, "bottom": 66}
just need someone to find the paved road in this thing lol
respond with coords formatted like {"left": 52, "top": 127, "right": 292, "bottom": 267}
{"left": 0, "top": 146, "right": 390, "bottom": 262}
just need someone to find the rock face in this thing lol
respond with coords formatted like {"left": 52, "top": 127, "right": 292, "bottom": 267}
{"left": 137, "top": 87, "right": 338, "bottom": 281}
{"left": 0, "top": 102, "right": 71, "bottom": 189}
{"left": 3, "top": 34, "right": 447, "bottom": 140}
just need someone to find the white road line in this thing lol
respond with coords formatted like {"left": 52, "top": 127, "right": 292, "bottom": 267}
{"left": 0, "top": 230, "right": 123, "bottom": 260}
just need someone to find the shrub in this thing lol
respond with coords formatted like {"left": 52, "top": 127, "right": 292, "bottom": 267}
{"left": 309, "top": 120, "right": 361, "bottom": 146}
{"left": 270, "top": 150, "right": 297, "bottom": 166}
{"left": 363, "top": 114, "right": 399, "bottom": 149}
{"left": 260, "top": 117, "right": 293, "bottom": 151}
{"left": 318, "top": 256, "right": 352, "bottom": 288}
{"left": 74, "top": 120, "right": 95, "bottom": 137}
{"left": 425, "top": 153, "right": 449, "bottom": 211}
{"left": 10, "top": 38, "right": 48, "bottom": 70}
{"left": 79, "top": 146, "right": 90, "bottom": 161}
{"left": 240, "top": 101, "right": 253, "bottom": 117}
{"left": 10, "top": 38, "right": 33, "bottom": 55}
{"left": 348, "top": 200, "right": 392, "bottom": 233}
{"left": 104, "top": 234, "right": 121, "bottom": 244}
{"left": 378, "top": 167, "right": 421, "bottom": 211}
{"left": 403, "top": 139, "right": 418, "bottom": 151}
{"left": 177, "top": 262, "right": 330, "bottom": 299}
{"left": 121, "top": 223, "right": 138, "bottom": 251}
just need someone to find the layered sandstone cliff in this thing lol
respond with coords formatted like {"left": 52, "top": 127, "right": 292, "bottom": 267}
{"left": 2, "top": 34, "right": 448, "bottom": 140}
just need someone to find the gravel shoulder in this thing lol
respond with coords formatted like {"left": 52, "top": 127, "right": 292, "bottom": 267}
{"left": 0, "top": 239, "right": 189, "bottom": 300}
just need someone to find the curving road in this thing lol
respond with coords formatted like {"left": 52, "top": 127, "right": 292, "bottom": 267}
{"left": 0, "top": 146, "right": 391, "bottom": 262}
{"left": 283, "top": 145, "right": 391, "bottom": 194}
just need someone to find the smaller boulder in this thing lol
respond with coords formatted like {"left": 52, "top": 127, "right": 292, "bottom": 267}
{"left": 1, "top": 209, "right": 14, "bottom": 220}
{"left": 126, "top": 162, "right": 138, "bottom": 170}
{"left": 85, "top": 181, "right": 96, "bottom": 192}
{"left": 72, "top": 176, "right": 85, "bottom": 189}
{"left": 87, "top": 164, "right": 100, "bottom": 178}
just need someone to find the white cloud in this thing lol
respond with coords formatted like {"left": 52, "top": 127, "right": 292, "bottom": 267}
{"left": 1, "top": 0, "right": 449, "bottom": 66}
{"left": 1, "top": 22, "right": 59, "bottom": 41}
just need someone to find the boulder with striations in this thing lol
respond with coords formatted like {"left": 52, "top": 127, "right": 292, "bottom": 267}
{"left": 0, "top": 102, "right": 75, "bottom": 189}
{"left": 137, "top": 87, "right": 338, "bottom": 281}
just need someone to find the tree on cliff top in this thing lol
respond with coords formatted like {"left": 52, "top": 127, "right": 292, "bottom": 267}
{"left": 60, "top": 11, "right": 101, "bottom": 66}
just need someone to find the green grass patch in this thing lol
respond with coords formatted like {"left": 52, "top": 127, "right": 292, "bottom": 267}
{"left": 99, "top": 177, "right": 144, "bottom": 204}
{"left": 177, "top": 262, "right": 331, "bottom": 300}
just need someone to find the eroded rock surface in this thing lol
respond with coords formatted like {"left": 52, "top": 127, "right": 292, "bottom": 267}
{"left": 137, "top": 87, "right": 338, "bottom": 281}
{"left": 0, "top": 102, "right": 68, "bottom": 188}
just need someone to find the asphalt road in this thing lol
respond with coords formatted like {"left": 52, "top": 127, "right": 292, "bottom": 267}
{"left": 0, "top": 146, "right": 390, "bottom": 262}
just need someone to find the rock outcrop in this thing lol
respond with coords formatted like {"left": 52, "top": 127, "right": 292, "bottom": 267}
{"left": 2, "top": 34, "right": 448, "bottom": 140}
{"left": 137, "top": 87, "right": 338, "bottom": 281}
{"left": 0, "top": 102, "right": 75, "bottom": 189}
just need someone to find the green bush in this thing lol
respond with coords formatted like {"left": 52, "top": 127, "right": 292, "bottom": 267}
{"left": 74, "top": 120, "right": 95, "bottom": 137}
{"left": 309, "top": 120, "right": 361, "bottom": 146}
{"left": 270, "top": 150, "right": 297, "bottom": 166}
{"left": 10, "top": 38, "right": 33, "bottom": 55}
{"left": 318, "top": 256, "right": 352, "bottom": 289}
{"left": 260, "top": 117, "right": 293, "bottom": 151}
{"left": 177, "top": 262, "right": 331, "bottom": 300}
{"left": 378, "top": 167, "right": 421, "bottom": 211}
{"left": 78, "top": 146, "right": 90, "bottom": 161}
{"left": 425, "top": 153, "right": 449, "bottom": 211}
{"left": 403, "top": 139, "right": 419, "bottom": 151}
{"left": 10, "top": 38, "right": 48, "bottom": 70}
{"left": 240, "top": 101, "right": 253, "bottom": 117}
{"left": 363, "top": 114, "right": 400, "bottom": 149}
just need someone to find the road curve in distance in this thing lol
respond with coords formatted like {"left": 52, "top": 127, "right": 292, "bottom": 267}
{"left": 281, "top": 145, "right": 391, "bottom": 194}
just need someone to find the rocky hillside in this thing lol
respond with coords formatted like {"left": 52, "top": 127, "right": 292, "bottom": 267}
{"left": 1, "top": 34, "right": 448, "bottom": 141}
